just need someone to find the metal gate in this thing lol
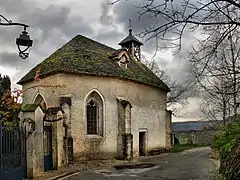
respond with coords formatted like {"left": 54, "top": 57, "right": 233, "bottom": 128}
{"left": 0, "top": 123, "right": 26, "bottom": 180}
{"left": 44, "top": 126, "right": 53, "bottom": 172}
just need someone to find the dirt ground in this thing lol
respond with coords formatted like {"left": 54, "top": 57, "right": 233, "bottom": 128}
{"left": 65, "top": 147, "right": 215, "bottom": 180}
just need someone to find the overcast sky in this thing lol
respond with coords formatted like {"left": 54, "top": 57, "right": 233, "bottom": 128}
{"left": 0, "top": 0, "right": 202, "bottom": 122}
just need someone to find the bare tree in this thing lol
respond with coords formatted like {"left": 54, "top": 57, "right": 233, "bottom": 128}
{"left": 110, "top": 0, "right": 240, "bottom": 53}
{"left": 187, "top": 24, "right": 240, "bottom": 125}
{"left": 142, "top": 57, "right": 190, "bottom": 111}
{"left": 111, "top": 0, "right": 240, "bottom": 122}
{"left": 199, "top": 74, "right": 232, "bottom": 127}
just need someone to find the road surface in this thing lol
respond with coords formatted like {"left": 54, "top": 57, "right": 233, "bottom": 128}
{"left": 64, "top": 147, "right": 215, "bottom": 180}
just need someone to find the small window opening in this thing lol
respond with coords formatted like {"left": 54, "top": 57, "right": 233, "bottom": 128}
{"left": 83, "top": 55, "right": 90, "bottom": 59}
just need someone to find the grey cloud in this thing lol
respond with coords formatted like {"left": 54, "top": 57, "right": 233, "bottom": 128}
{"left": 155, "top": 57, "right": 169, "bottom": 69}
{"left": 100, "top": 0, "right": 198, "bottom": 94}
{"left": 19, "top": 5, "right": 93, "bottom": 42}
{"left": 112, "top": 0, "right": 158, "bottom": 32}
{"left": 107, "top": 0, "right": 199, "bottom": 52}
{"left": 61, "top": 16, "right": 93, "bottom": 38}
{"left": 99, "top": 0, "right": 172, "bottom": 55}
{"left": 100, "top": 0, "right": 115, "bottom": 26}
{"left": 0, "top": 26, "right": 22, "bottom": 46}
{"left": 0, "top": 0, "right": 27, "bottom": 15}
{"left": 93, "top": 29, "right": 125, "bottom": 49}
{"left": 0, "top": 51, "right": 30, "bottom": 68}
{"left": 22, "top": 5, "right": 70, "bottom": 30}
{"left": 182, "top": 106, "right": 202, "bottom": 119}
{"left": 1, "top": 0, "right": 93, "bottom": 45}
{"left": 0, "top": 0, "right": 94, "bottom": 75}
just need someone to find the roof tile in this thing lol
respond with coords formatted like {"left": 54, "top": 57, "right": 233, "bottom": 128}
{"left": 18, "top": 35, "right": 169, "bottom": 92}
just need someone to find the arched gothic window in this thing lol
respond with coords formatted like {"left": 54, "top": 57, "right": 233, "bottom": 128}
{"left": 86, "top": 91, "right": 103, "bottom": 136}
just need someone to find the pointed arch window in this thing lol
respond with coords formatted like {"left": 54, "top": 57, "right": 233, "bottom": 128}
{"left": 86, "top": 91, "right": 103, "bottom": 136}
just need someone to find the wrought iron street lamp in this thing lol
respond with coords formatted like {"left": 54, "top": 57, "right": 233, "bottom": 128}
{"left": 0, "top": 14, "right": 33, "bottom": 59}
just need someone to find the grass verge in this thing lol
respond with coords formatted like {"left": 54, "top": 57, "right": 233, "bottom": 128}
{"left": 171, "top": 144, "right": 207, "bottom": 153}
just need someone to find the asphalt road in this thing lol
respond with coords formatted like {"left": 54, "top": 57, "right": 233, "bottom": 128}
{"left": 64, "top": 147, "right": 215, "bottom": 180}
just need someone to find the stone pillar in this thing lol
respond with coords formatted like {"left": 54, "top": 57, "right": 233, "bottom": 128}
{"left": 165, "top": 110, "right": 173, "bottom": 148}
{"left": 52, "top": 121, "right": 58, "bottom": 169}
{"left": 57, "top": 117, "right": 63, "bottom": 168}
{"left": 24, "top": 112, "right": 35, "bottom": 178}
{"left": 60, "top": 97, "right": 73, "bottom": 164}
{"left": 116, "top": 97, "right": 133, "bottom": 160}
{"left": 44, "top": 107, "right": 64, "bottom": 169}
{"left": 124, "top": 104, "right": 133, "bottom": 160}
{"left": 20, "top": 104, "right": 45, "bottom": 178}
{"left": 33, "top": 107, "right": 45, "bottom": 176}
{"left": 125, "top": 104, "right": 131, "bottom": 134}
{"left": 122, "top": 133, "right": 133, "bottom": 160}
{"left": 116, "top": 100, "right": 125, "bottom": 159}
{"left": 50, "top": 121, "right": 63, "bottom": 169}
{"left": 62, "top": 104, "right": 71, "bottom": 135}
{"left": 67, "top": 136, "right": 74, "bottom": 162}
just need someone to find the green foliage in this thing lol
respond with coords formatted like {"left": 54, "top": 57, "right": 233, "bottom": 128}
{"left": 0, "top": 74, "right": 11, "bottom": 97}
{"left": 171, "top": 144, "right": 206, "bottom": 153}
{"left": 0, "top": 89, "right": 22, "bottom": 126}
{"left": 212, "top": 122, "right": 240, "bottom": 159}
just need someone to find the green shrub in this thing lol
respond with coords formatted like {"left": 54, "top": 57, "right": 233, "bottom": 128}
{"left": 212, "top": 122, "right": 240, "bottom": 159}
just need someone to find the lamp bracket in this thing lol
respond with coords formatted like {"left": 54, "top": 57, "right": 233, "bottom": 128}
{"left": 0, "top": 15, "right": 29, "bottom": 29}
{"left": 0, "top": 14, "right": 32, "bottom": 59}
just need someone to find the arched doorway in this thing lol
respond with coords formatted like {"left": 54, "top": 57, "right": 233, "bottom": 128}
{"left": 33, "top": 94, "right": 53, "bottom": 172}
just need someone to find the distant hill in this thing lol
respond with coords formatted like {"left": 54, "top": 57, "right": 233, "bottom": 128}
{"left": 172, "top": 121, "right": 217, "bottom": 132}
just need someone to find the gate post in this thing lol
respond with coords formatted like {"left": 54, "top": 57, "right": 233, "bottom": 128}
{"left": 20, "top": 104, "right": 45, "bottom": 178}
{"left": 20, "top": 125, "right": 27, "bottom": 177}
{"left": 0, "top": 122, "right": 2, "bottom": 172}
{"left": 57, "top": 119, "right": 63, "bottom": 168}
{"left": 44, "top": 107, "right": 64, "bottom": 169}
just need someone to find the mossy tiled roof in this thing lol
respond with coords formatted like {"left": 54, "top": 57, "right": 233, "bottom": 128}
{"left": 21, "top": 104, "right": 38, "bottom": 112}
{"left": 18, "top": 35, "right": 170, "bottom": 92}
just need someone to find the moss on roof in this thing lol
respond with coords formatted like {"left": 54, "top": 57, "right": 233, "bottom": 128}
{"left": 21, "top": 104, "right": 38, "bottom": 112}
{"left": 18, "top": 35, "right": 170, "bottom": 92}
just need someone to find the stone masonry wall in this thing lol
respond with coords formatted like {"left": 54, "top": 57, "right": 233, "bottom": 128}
{"left": 22, "top": 73, "right": 168, "bottom": 160}
{"left": 173, "top": 130, "right": 217, "bottom": 145}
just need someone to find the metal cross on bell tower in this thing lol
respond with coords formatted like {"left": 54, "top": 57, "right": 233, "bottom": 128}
{"left": 128, "top": 19, "right": 132, "bottom": 31}
{"left": 118, "top": 18, "right": 143, "bottom": 61}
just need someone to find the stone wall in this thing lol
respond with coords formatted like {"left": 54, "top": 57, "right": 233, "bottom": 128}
{"left": 173, "top": 130, "right": 217, "bottom": 145}
{"left": 22, "top": 73, "right": 168, "bottom": 160}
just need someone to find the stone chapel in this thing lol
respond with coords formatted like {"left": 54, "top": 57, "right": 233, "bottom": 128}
{"left": 18, "top": 29, "right": 172, "bottom": 177}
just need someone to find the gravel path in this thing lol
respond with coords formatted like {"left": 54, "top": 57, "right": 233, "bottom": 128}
{"left": 65, "top": 147, "right": 215, "bottom": 180}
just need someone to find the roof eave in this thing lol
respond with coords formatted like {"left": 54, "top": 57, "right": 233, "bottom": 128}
{"left": 118, "top": 41, "right": 143, "bottom": 46}
{"left": 17, "top": 71, "right": 170, "bottom": 92}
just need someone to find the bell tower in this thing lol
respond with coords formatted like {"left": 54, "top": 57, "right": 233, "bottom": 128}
{"left": 118, "top": 28, "right": 143, "bottom": 61}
